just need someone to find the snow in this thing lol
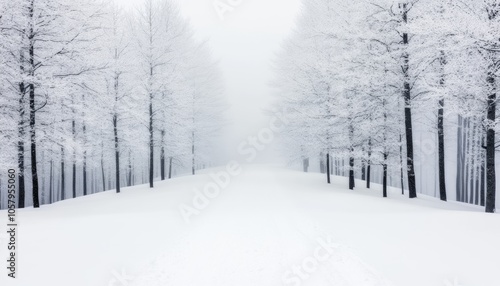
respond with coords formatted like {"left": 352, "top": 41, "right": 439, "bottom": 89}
{"left": 1, "top": 165, "right": 499, "bottom": 286}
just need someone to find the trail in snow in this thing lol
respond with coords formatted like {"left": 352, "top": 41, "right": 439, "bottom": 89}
{"left": 131, "top": 167, "right": 389, "bottom": 286}
{"left": 0, "top": 165, "right": 499, "bottom": 286}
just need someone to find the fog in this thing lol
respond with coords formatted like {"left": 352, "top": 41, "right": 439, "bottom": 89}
{"left": 118, "top": 0, "right": 302, "bottom": 164}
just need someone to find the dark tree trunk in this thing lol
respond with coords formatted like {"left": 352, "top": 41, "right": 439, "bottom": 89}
{"left": 112, "top": 57, "right": 122, "bottom": 193}
{"left": 303, "top": 158, "right": 309, "bottom": 172}
{"left": 361, "top": 160, "right": 366, "bottom": 181}
{"left": 349, "top": 155, "right": 355, "bottom": 190}
{"left": 72, "top": 116, "right": 76, "bottom": 199}
{"left": 149, "top": 92, "right": 154, "bottom": 188}
{"left": 475, "top": 136, "right": 480, "bottom": 206}
{"left": 403, "top": 71, "right": 417, "bottom": 198}
{"left": 17, "top": 47, "right": 27, "bottom": 209}
{"left": 72, "top": 158, "right": 76, "bottom": 198}
{"left": 28, "top": 2, "right": 39, "bottom": 208}
{"left": 366, "top": 138, "right": 372, "bottom": 189}
{"left": 382, "top": 102, "right": 388, "bottom": 198}
{"left": 16, "top": 155, "right": 25, "bottom": 205}
{"left": 83, "top": 126, "right": 87, "bottom": 196}
{"left": 383, "top": 159, "right": 388, "bottom": 198}
{"left": 18, "top": 81, "right": 26, "bottom": 209}
{"left": 401, "top": 3, "right": 417, "bottom": 199}
{"left": 481, "top": 135, "right": 486, "bottom": 207}
{"left": 147, "top": 28, "right": 156, "bottom": 185}
{"left": 29, "top": 68, "right": 39, "bottom": 207}
{"left": 161, "top": 132, "right": 166, "bottom": 180}
{"left": 437, "top": 98, "right": 447, "bottom": 201}
{"left": 61, "top": 146, "right": 65, "bottom": 200}
{"left": 437, "top": 53, "right": 447, "bottom": 201}
{"left": 348, "top": 123, "right": 355, "bottom": 190}
{"left": 161, "top": 151, "right": 165, "bottom": 180}
{"left": 326, "top": 153, "right": 331, "bottom": 184}
{"left": 113, "top": 113, "right": 120, "bottom": 193}
{"left": 485, "top": 70, "right": 496, "bottom": 213}
{"left": 82, "top": 161, "right": 87, "bottom": 196}
{"left": 403, "top": 70, "right": 417, "bottom": 198}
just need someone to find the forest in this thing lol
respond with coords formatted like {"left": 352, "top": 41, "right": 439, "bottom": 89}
{"left": 0, "top": 1, "right": 499, "bottom": 285}
{"left": 0, "top": 0, "right": 225, "bottom": 209}
{"left": 273, "top": 0, "right": 499, "bottom": 213}
{"left": 1, "top": 0, "right": 499, "bottom": 214}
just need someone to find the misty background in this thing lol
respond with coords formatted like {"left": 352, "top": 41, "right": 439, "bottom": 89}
{"left": 119, "top": 0, "right": 302, "bottom": 164}
{"left": 116, "top": 0, "right": 449, "bottom": 197}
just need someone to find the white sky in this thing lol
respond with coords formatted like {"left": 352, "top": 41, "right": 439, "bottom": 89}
{"left": 117, "top": 0, "right": 302, "bottom": 163}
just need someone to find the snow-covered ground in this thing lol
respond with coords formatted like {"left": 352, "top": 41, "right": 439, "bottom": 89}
{"left": 1, "top": 165, "right": 499, "bottom": 286}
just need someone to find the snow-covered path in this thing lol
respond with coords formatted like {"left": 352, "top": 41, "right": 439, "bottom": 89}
{"left": 1, "top": 165, "right": 499, "bottom": 286}
{"left": 131, "top": 166, "right": 389, "bottom": 286}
